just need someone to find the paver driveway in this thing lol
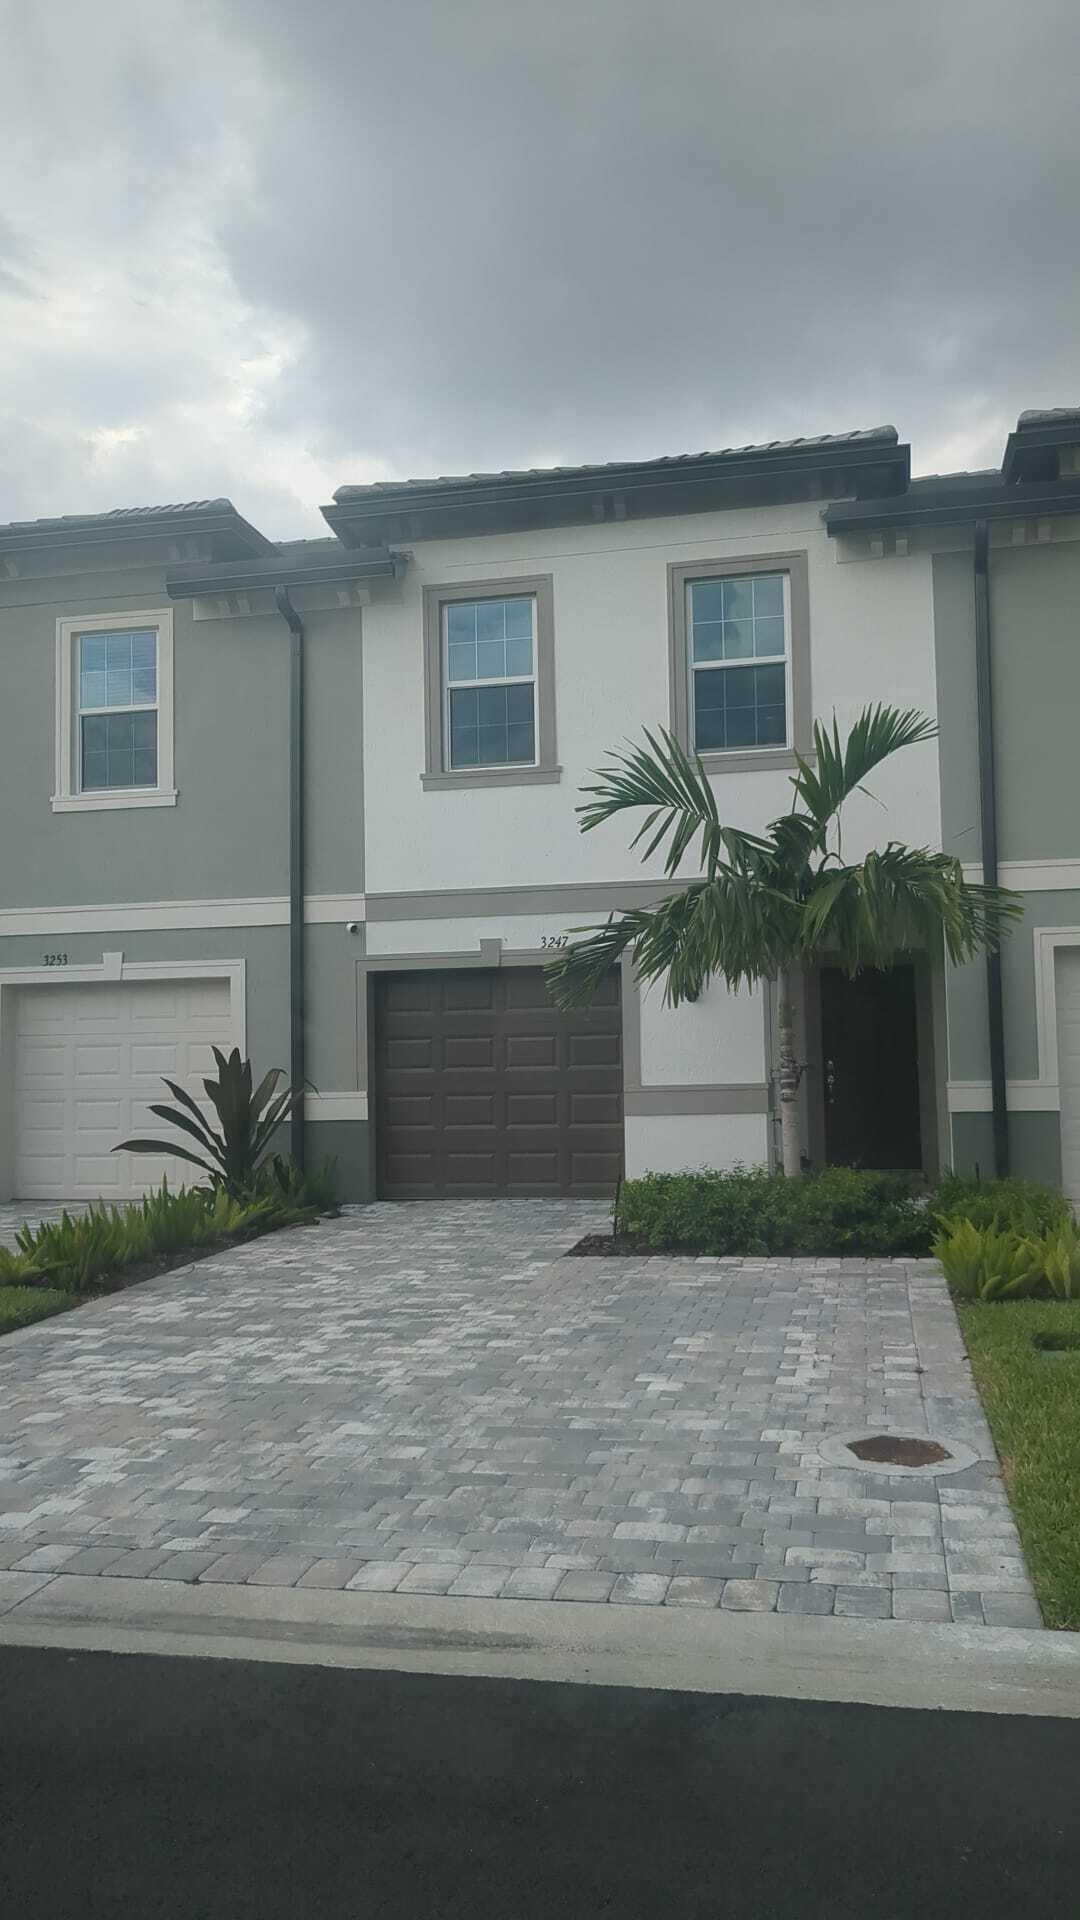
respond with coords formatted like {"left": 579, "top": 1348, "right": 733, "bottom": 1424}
{"left": 0, "top": 1200, "right": 1038, "bottom": 1623}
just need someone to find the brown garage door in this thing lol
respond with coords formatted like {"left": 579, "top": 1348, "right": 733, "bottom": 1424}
{"left": 374, "top": 968, "right": 623, "bottom": 1198}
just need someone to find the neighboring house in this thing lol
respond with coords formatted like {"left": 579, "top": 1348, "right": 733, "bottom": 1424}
{"left": 0, "top": 410, "right": 1076, "bottom": 1205}
{"left": 828, "top": 408, "right": 1080, "bottom": 1201}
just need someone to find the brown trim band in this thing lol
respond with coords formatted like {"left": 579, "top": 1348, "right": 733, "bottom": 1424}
{"left": 365, "top": 878, "right": 682, "bottom": 922}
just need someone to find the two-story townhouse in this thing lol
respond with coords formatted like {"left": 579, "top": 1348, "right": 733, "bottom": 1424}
{"left": 10, "top": 410, "right": 1071, "bottom": 1210}
{"left": 827, "top": 408, "right": 1080, "bottom": 1205}
{"left": 1, "top": 428, "right": 947, "bottom": 1205}
{"left": 0, "top": 504, "right": 377, "bottom": 1201}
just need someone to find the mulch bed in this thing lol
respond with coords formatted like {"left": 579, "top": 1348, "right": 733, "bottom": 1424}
{"left": 568, "top": 1232, "right": 657, "bottom": 1257}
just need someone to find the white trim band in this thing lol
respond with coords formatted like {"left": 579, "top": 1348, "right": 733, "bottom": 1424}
{"left": 961, "top": 858, "right": 1080, "bottom": 892}
{"left": 0, "top": 895, "right": 366, "bottom": 937}
{"left": 947, "top": 1081, "right": 1059, "bottom": 1114}
{"left": 304, "top": 1092, "right": 368, "bottom": 1123}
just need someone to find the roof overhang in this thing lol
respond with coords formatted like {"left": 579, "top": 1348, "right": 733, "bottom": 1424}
{"left": 164, "top": 547, "right": 405, "bottom": 601}
{"left": 323, "top": 433, "right": 911, "bottom": 547}
{"left": 0, "top": 501, "right": 275, "bottom": 562}
{"left": 825, "top": 476, "right": 1080, "bottom": 537}
{"left": 1001, "top": 410, "right": 1080, "bottom": 485}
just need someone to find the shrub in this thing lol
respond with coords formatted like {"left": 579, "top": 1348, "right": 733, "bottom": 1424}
{"left": 114, "top": 1047, "right": 306, "bottom": 1198}
{"left": 0, "top": 1246, "right": 49, "bottom": 1287}
{"left": 931, "top": 1173, "right": 1069, "bottom": 1236}
{"left": 10, "top": 1177, "right": 321, "bottom": 1296}
{"left": 932, "top": 1214, "right": 1080, "bottom": 1302}
{"left": 617, "top": 1165, "right": 934, "bottom": 1258}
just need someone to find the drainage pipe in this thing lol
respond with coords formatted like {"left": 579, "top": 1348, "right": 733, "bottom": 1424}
{"left": 274, "top": 586, "right": 306, "bottom": 1171}
{"left": 972, "top": 520, "right": 1009, "bottom": 1177}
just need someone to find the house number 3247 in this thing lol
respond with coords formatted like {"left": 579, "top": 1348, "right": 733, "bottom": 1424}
{"left": 42, "top": 953, "right": 69, "bottom": 967}
{"left": 539, "top": 935, "right": 568, "bottom": 949}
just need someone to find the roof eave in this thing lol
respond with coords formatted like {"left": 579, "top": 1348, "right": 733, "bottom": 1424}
{"left": 324, "top": 438, "right": 911, "bottom": 546}
{"left": 164, "top": 547, "right": 405, "bottom": 600}
{"left": 0, "top": 504, "right": 276, "bottom": 561}
{"left": 826, "top": 476, "right": 1080, "bottom": 536}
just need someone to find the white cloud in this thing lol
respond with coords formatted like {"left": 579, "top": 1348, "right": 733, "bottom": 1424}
{"left": 1, "top": 0, "right": 1079, "bottom": 537}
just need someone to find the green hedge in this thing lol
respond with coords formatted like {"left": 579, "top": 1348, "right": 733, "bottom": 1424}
{"left": 614, "top": 1166, "right": 1069, "bottom": 1259}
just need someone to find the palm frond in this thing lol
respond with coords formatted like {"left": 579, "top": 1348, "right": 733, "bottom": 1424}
{"left": 577, "top": 728, "right": 771, "bottom": 878}
{"left": 547, "top": 873, "right": 802, "bottom": 1010}
{"left": 789, "top": 705, "right": 937, "bottom": 830}
{"left": 799, "top": 846, "right": 1022, "bottom": 972}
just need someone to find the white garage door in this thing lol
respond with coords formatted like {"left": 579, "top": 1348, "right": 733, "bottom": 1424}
{"left": 14, "top": 978, "right": 235, "bottom": 1201}
{"left": 1056, "top": 949, "right": 1080, "bottom": 1206}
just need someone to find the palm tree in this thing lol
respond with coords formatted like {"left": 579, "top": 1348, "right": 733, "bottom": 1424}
{"left": 545, "top": 706, "right": 1020, "bottom": 1175}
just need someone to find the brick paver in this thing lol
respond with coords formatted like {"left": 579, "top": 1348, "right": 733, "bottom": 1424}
{"left": 0, "top": 1199, "right": 1039, "bottom": 1622}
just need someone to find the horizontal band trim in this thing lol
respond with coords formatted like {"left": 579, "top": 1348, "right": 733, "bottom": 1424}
{"left": 365, "top": 879, "right": 680, "bottom": 922}
{"left": 0, "top": 895, "right": 366, "bottom": 937}
{"left": 624, "top": 1085, "right": 769, "bottom": 1117}
{"left": 946, "top": 1080, "right": 1059, "bottom": 1113}
{"left": 304, "top": 1092, "right": 369, "bottom": 1123}
{"left": 960, "top": 858, "right": 1080, "bottom": 893}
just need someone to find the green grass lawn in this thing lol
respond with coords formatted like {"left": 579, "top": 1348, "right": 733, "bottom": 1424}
{"left": 958, "top": 1300, "right": 1080, "bottom": 1630}
{"left": 0, "top": 1287, "right": 77, "bottom": 1337}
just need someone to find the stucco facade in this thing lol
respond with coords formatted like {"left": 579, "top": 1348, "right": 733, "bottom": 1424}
{"left": 2, "top": 411, "right": 1077, "bottom": 1203}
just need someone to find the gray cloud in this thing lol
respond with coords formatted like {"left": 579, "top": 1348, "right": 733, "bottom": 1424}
{"left": 1, "top": 0, "right": 1079, "bottom": 535}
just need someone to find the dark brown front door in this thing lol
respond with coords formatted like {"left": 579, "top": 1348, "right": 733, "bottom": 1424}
{"left": 820, "top": 963, "right": 922, "bottom": 1170}
{"left": 374, "top": 968, "right": 623, "bottom": 1198}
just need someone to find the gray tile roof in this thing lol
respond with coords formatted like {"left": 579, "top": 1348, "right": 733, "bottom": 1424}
{"left": 332, "top": 426, "right": 899, "bottom": 502}
{"left": 1016, "top": 408, "right": 1080, "bottom": 430}
{"left": 0, "top": 499, "right": 235, "bottom": 536}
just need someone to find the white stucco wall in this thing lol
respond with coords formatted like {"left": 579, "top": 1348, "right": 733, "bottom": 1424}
{"left": 637, "top": 974, "right": 765, "bottom": 1086}
{"left": 625, "top": 1113, "right": 770, "bottom": 1176}
{"left": 361, "top": 502, "right": 940, "bottom": 898}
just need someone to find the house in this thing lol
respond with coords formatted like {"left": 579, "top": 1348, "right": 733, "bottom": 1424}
{"left": 0, "top": 411, "right": 1076, "bottom": 1204}
{"left": 828, "top": 407, "right": 1080, "bottom": 1201}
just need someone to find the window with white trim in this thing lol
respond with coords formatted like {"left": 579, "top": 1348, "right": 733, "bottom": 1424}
{"left": 53, "top": 607, "right": 176, "bottom": 812}
{"left": 78, "top": 628, "right": 159, "bottom": 790}
{"left": 443, "top": 594, "right": 537, "bottom": 769}
{"left": 688, "top": 571, "right": 789, "bottom": 753}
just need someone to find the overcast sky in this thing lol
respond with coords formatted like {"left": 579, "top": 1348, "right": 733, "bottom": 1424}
{"left": 1, "top": 0, "right": 1078, "bottom": 538}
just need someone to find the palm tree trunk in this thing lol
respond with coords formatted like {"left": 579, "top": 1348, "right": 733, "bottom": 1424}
{"left": 776, "top": 968, "right": 802, "bottom": 1177}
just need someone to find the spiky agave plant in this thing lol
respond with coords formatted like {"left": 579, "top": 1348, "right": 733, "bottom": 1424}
{"left": 115, "top": 1047, "right": 306, "bottom": 1197}
{"left": 545, "top": 706, "right": 1020, "bottom": 1175}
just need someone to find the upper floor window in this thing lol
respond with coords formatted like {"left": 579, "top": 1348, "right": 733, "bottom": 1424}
{"left": 667, "top": 552, "right": 811, "bottom": 772}
{"left": 53, "top": 607, "right": 177, "bottom": 812}
{"left": 422, "top": 574, "right": 559, "bottom": 789}
{"left": 688, "top": 572, "right": 788, "bottom": 753}
{"left": 445, "top": 595, "right": 536, "bottom": 769}
{"left": 78, "top": 628, "right": 159, "bottom": 790}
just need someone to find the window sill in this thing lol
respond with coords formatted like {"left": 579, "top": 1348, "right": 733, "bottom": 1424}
{"left": 421, "top": 766, "right": 562, "bottom": 791}
{"left": 51, "top": 788, "right": 179, "bottom": 813}
{"left": 695, "top": 748, "right": 810, "bottom": 774}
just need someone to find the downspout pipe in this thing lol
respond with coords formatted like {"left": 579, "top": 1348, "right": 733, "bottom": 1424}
{"left": 274, "top": 586, "right": 306, "bottom": 1171}
{"left": 973, "top": 521, "right": 1009, "bottom": 1177}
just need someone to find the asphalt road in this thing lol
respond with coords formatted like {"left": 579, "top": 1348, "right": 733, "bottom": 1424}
{"left": 2, "top": 1643, "right": 1078, "bottom": 1918}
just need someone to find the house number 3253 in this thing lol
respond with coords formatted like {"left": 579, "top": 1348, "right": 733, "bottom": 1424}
{"left": 42, "top": 953, "right": 69, "bottom": 967}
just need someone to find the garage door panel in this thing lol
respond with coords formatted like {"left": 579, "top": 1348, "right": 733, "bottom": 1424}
{"left": 445, "top": 1093, "right": 496, "bottom": 1127}
{"left": 507, "top": 1151, "right": 560, "bottom": 1188}
{"left": 375, "top": 968, "right": 622, "bottom": 1199}
{"left": 571, "top": 1151, "right": 623, "bottom": 1187}
{"left": 570, "top": 1091, "right": 621, "bottom": 1126}
{"left": 569, "top": 1032, "right": 621, "bottom": 1068}
{"left": 444, "top": 1035, "right": 495, "bottom": 1069}
{"left": 14, "top": 979, "right": 235, "bottom": 1201}
{"left": 507, "top": 1092, "right": 558, "bottom": 1126}
{"left": 506, "top": 1034, "right": 558, "bottom": 1069}
{"left": 444, "top": 976, "right": 496, "bottom": 1012}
